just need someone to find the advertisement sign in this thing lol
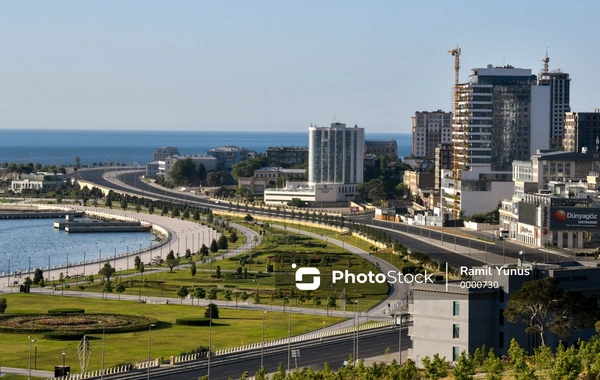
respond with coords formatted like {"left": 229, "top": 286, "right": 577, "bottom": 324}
{"left": 549, "top": 207, "right": 599, "bottom": 230}
{"left": 540, "top": 204, "right": 550, "bottom": 236}
{"left": 518, "top": 223, "right": 534, "bottom": 237}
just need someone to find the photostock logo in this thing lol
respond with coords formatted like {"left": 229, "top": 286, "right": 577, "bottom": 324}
{"left": 293, "top": 263, "right": 321, "bottom": 291}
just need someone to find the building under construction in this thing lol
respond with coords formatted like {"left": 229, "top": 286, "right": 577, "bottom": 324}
{"left": 442, "top": 63, "right": 551, "bottom": 217}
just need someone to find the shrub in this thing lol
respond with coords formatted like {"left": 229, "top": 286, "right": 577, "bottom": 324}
{"left": 175, "top": 318, "right": 211, "bottom": 326}
{"left": 48, "top": 308, "right": 85, "bottom": 315}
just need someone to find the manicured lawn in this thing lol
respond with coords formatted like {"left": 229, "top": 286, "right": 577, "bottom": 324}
{"left": 0, "top": 294, "right": 341, "bottom": 373}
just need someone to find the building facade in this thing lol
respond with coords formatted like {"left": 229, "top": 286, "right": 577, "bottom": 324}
{"left": 266, "top": 146, "right": 308, "bottom": 166}
{"left": 564, "top": 111, "right": 600, "bottom": 153}
{"left": 308, "top": 122, "right": 364, "bottom": 186}
{"left": 207, "top": 146, "right": 249, "bottom": 171}
{"left": 365, "top": 139, "right": 399, "bottom": 159}
{"left": 411, "top": 110, "right": 452, "bottom": 159}
{"left": 238, "top": 167, "right": 306, "bottom": 194}
{"left": 152, "top": 146, "right": 180, "bottom": 162}
{"left": 409, "top": 262, "right": 600, "bottom": 365}
{"left": 441, "top": 65, "right": 550, "bottom": 217}
{"left": 11, "top": 173, "right": 65, "bottom": 193}
{"left": 537, "top": 54, "right": 571, "bottom": 150}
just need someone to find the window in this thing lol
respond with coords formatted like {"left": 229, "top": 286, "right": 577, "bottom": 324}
{"left": 453, "top": 347, "right": 460, "bottom": 361}
{"left": 453, "top": 301, "right": 460, "bottom": 316}
{"left": 453, "top": 324, "right": 460, "bottom": 339}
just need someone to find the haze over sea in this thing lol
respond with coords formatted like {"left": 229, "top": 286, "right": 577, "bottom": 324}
{"left": 0, "top": 129, "right": 412, "bottom": 167}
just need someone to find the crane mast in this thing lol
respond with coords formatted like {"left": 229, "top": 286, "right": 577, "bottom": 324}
{"left": 448, "top": 45, "right": 461, "bottom": 220}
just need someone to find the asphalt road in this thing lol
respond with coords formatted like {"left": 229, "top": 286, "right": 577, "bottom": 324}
{"left": 141, "top": 327, "right": 408, "bottom": 380}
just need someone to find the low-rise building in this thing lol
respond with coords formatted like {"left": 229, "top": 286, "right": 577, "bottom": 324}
{"left": 266, "top": 146, "right": 308, "bottom": 166}
{"left": 207, "top": 146, "right": 249, "bottom": 171}
{"left": 11, "top": 172, "right": 65, "bottom": 193}
{"left": 238, "top": 167, "right": 306, "bottom": 194}
{"left": 365, "top": 139, "right": 398, "bottom": 159}
{"left": 409, "top": 261, "right": 600, "bottom": 364}
{"left": 152, "top": 146, "right": 180, "bottom": 162}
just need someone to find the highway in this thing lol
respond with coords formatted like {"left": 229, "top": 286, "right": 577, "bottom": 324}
{"left": 103, "top": 326, "right": 407, "bottom": 380}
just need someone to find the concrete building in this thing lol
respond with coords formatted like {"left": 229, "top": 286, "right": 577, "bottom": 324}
{"left": 403, "top": 171, "right": 435, "bottom": 199}
{"left": 409, "top": 261, "right": 600, "bottom": 364}
{"left": 365, "top": 139, "right": 399, "bottom": 159}
{"left": 266, "top": 146, "right": 308, "bottom": 166}
{"left": 207, "top": 146, "right": 249, "bottom": 171}
{"left": 537, "top": 53, "right": 571, "bottom": 150}
{"left": 152, "top": 146, "right": 180, "bottom": 162}
{"left": 238, "top": 167, "right": 306, "bottom": 194}
{"left": 308, "top": 122, "right": 364, "bottom": 186}
{"left": 411, "top": 110, "right": 453, "bottom": 159}
{"left": 11, "top": 172, "right": 65, "bottom": 193}
{"left": 564, "top": 111, "right": 600, "bottom": 153}
{"left": 441, "top": 64, "right": 550, "bottom": 217}
{"left": 434, "top": 143, "right": 453, "bottom": 190}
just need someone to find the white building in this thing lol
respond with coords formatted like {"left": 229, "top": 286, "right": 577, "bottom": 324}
{"left": 152, "top": 146, "right": 180, "bottom": 162}
{"left": 146, "top": 155, "right": 217, "bottom": 181}
{"left": 308, "top": 122, "right": 364, "bottom": 186}
{"left": 11, "top": 172, "right": 65, "bottom": 193}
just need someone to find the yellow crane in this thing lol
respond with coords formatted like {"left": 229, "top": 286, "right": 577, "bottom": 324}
{"left": 448, "top": 45, "right": 461, "bottom": 220}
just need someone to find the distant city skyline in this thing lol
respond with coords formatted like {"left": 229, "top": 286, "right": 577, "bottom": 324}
{"left": 1, "top": 0, "right": 598, "bottom": 133}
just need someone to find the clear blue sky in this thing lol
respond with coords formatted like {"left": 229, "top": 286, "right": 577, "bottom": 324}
{"left": 1, "top": 0, "right": 598, "bottom": 133}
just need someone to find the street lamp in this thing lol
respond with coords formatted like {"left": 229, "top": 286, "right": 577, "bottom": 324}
{"left": 206, "top": 306, "right": 213, "bottom": 379}
{"left": 28, "top": 336, "right": 37, "bottom": 380}
{"left": 287, "top": 305, "right": 292, "bottom": 371}
{"left": 147, "top": 323, "right": 156, "bottom": 380}
{"left": 261, "top": 311, "right": 268, "bottom": 369}
{"left": 61, "top": 350, "right": 66, "bottom": 375}
{"left": 519, "top": 250, "right": 525, "bottom": 266}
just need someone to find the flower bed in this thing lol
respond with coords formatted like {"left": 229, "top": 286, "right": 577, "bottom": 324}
{"left": 0, "top": 314, "right": 156, "bottom": 334}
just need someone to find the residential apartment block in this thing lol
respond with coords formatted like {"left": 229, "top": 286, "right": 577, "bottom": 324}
{"left": 411, "top": 110, "right": 452, "bottom": 159}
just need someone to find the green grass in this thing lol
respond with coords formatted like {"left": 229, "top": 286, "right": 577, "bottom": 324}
{"left": 0, "top": 294, "right": 341, "bottom": 373}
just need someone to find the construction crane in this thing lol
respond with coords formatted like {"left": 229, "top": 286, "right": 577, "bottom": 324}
{"left": 448, "top": 45, "right": 461, "bottom": 220}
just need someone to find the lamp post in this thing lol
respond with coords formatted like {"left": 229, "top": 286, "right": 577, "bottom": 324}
{"left": 261, "top": 311, "right": 267, "bottom": 369}
{"left": 519, "top": 250, "right": 525, "bottom": 266}
{"left": 101, "top": 326, "right": 105, "bottom": 380}
{"left": 61, "top": 350, "right": 66, "bottom": 375}
{"left": 28, "top": 336, "right": 37, "bottom": 380}
{"left": 287, "top": 305, "right": 291, "bottom": 371}
{"left": 206, "top": 306, "right": 212, "bottom": 379}
{"left": 147, "top": 323, "right": 156, "bottom": 380}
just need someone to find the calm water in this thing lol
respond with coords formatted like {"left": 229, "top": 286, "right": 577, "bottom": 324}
{"left": 0, "top": 129, "right": 412, "bottom": 166}
{"left": 0, "top": 217, "right": 155, "bottom": 275}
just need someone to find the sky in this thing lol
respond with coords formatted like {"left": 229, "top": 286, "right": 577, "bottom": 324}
{"left": 1, "top": 0, "right": 599, "bottom": 133}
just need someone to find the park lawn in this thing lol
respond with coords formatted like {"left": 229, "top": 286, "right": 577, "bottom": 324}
{"left": 0, "top": 294, "right": 341, "bottom": 373}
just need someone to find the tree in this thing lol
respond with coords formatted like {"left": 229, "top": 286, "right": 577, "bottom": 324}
{"left": 121, "top": 198, "right": 128, "bottom": 210}
{"left": 166, "top": 255, "right": 180, "bottom": 273}
{"left": 217, "top": 235, "right": 228, "bottom": 250}
{"left": 224, "top": 289, "right": 232, "bottom": 305}
{"left": 190, "top": 262, "right": 197, "bottom": 283}
{"left": 33, "top": 268, "right": 44, "bottom": 285}
{"left": 193, "top": 287, "right": 206, "bottom": 300}
{"left": 0, "top": 298, "right": 7, "bottom": 313}
{"left": 209, "top": 288, "right": 218, "bottom": 301}
{"left": 105, "top": 196, "right": 112, "bottom": 208}
{"left": 170, "top": 158, "right": 200, "bottom": 186}
{"left": 102, "top": 280, "right": 113, "bottom": 298}
{"left": 421, "top": 354, "right": 449, "bottom": 380}
{"left": 253, "top": 292, "right": 260, "bottom": 305}
{"left": 240, "top": 291, "right": 249, "bottom": 303}
{"left": 148, "top": 203, "right": 154, "bottom": 214}
{"left": 482, "top": 348, "right": 504, "bottom": 380}
{"left": 216, "top": 265, "right": 221, "bottom": 280}
{"left": 204, "top": 303, "right": 219, "bottom": 319}
{"left": 134, "top": 256, "right": 141, "bottom": 271}
{"left": 210, "top": 239, "right": 219, "bottom": 254}
{"left": 230, "top": 230, "right": 238, "bottom": 243}
{"left": 504, "top": 277, "right": 595, "bottom": 346}
{"left": 115, "top": 282, "right": 126, "bottom": 300}
{"left": 451, "top": 351, "right": 475, "bottom": 380}
{"left": 200, "top": 244, "right": 209, "bottom": 256}
{"left": 398, "top": 359, "right": 419, "bottom": 380}
{"left": 176, "top": 286, "right": 189, "bottom": 305}
{"left": 98, "top": 262, "right": 116, "bottom": 282}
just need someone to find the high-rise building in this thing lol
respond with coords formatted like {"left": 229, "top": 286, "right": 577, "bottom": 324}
{"left": 564, "top": 111, "right": 600, "bottom": 153}
{"left": 411, "top": 110, "right": 453, "bottom": 159}
{"left": 308, "top": 122, "right": 364, "bottom": 185}
{"left": 442, "top": 65, "right": 550, "bottom": 216}
{"left": 537, "top": 53, "right": 571, "bottom": 150}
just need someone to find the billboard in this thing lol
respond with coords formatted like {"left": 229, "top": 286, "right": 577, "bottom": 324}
{"left": 550, "top": 207, "right": 599, "bottom": 230}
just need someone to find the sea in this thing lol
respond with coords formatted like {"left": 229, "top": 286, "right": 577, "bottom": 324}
{"left": 0, "top": 129, "right": 412, "bottom": 167}
{"left": 0, "top": 128, "right": 412, "bottom": 275}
